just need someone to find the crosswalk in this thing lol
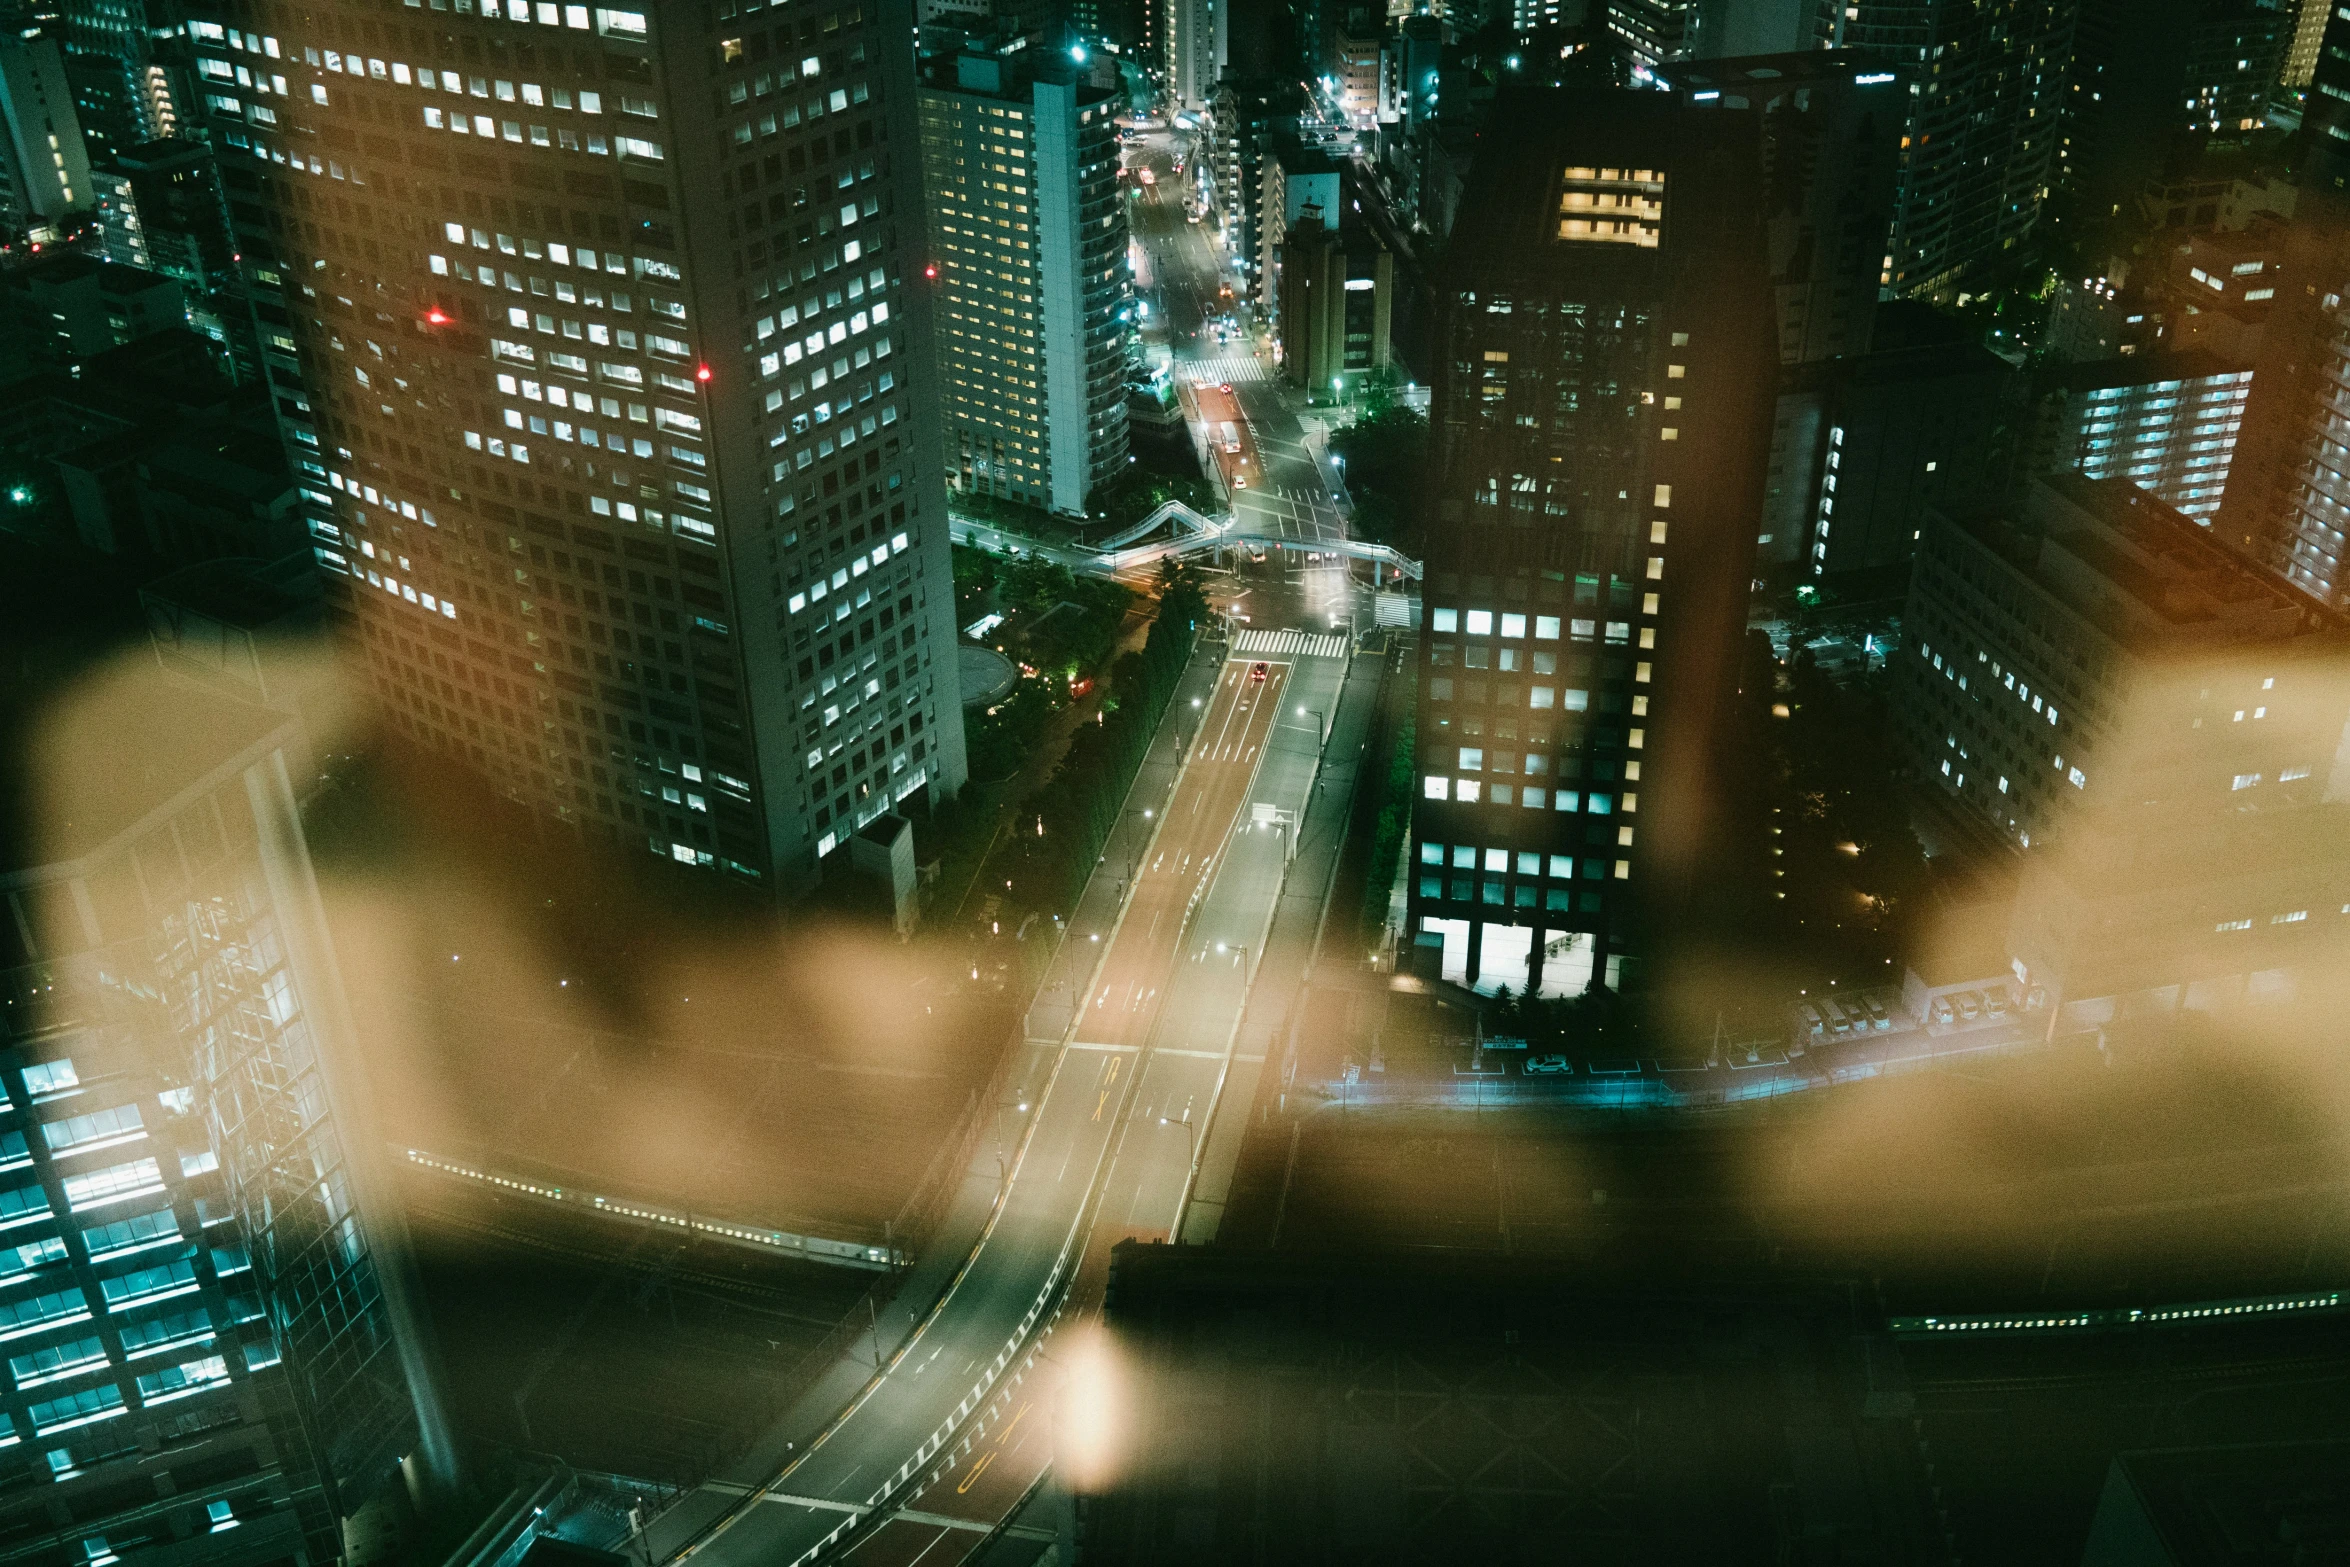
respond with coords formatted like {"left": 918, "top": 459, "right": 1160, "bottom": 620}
{"left": 1234, "top": 627, "right": 1351, "bottom": 659}
{"left": 1179, "top": 355, "right": 1271, "bottom": 385}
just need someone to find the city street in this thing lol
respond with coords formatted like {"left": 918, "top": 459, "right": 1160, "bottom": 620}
{"left": 1125, "top": 132, "right": 1362, "bottom": 572}
{"left": 651, "top": 639, "right": 1356, "bottom": 1567}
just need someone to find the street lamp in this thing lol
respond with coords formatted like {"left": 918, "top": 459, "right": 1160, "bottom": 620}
{"left": 1296, "top": 704, "right": 1328, "bottom": 745}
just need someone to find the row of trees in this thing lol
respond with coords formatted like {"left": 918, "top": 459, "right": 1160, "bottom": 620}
{"left": 1012, "top": 565, "right": 1211, "bottom": 913}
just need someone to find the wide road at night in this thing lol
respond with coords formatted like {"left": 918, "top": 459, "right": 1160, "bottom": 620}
{"left": 648, "top": 640, "right": 1353, "bottom": 1567}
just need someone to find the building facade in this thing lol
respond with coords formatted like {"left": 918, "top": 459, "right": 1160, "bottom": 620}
{"left": 919, "top": 51, "right": 1130, "bottom": 518}
{"left": 1204, "top": 76, "right": 1299, "bottom": 304}
{"left": 0, "top": 34, "right": 96, "bottom": 239}
{"left": 0, "top": 670, "right": 451, "bottom": 1564}
{"left": 1779, "top": 339, "right": 2014, "bottom": 577}
{"left": 1895, "top": 475, "right": 2350, "bottom": 1009}
{"left": 1277, "top": 211, "right": 1391, "bottom": 397}
{"left": 1658, "top": 51, "right": 1905, "bottom": 366}
{"left": 2063, "top": 0, "right": 2292, "bottom": 230}
{"left": 2029, "top": 352, "right": 2252, "bottom": 524}
{"left": 1407, "top": 90, "right": 1774, "bottom": 996}
{"left": 1166, "top": 0, "right": 1225, "bottom": 111}
{"left": 189, "top": 0, "right": 968, "bottom": 895}
{"left": 1811, "top": 0, "right": 2076, "bottom": 301}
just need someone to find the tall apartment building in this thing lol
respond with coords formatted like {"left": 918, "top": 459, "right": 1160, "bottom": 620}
{"left": 1408, "top": 90, "right": 1773, "bottom": 997}
{"left": 0, "top": 33, "right": 95, "bottom": 239}
{"left": 1811, "top": 0, "right": 2076, "bottom": 300}
{"left": 919, "top": 50, "right": 1130, "bottom": 517}
{"left": 2284, "top": 0, "right": 2329, "bottom": 86}
{"left": 0, "top": 665, "right": 452, "bottom": 1563}
{"left": 1896, "top": 475, "right": 2350, "bottom": 1010}
{"left": 1204, "top": 75, "right": 1299, "bottom": 300}
{"left": 1166, "top": 0, "right": 1225, "bottom": 111}
{"left": 2029, "top": 352, "right": 2252, "bottom": 523}
{"left": 190, "top": 0, "right": 968, "bottom": 895}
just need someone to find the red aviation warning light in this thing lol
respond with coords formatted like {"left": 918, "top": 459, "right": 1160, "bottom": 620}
{"left": 695, "top": 363, "right": 714, "bottom": 383}
{"left": 425, "top": 307, "right": 451, "bottom": 325}
{"left": 924, "top": 262, "right": 939, "bottom": 280}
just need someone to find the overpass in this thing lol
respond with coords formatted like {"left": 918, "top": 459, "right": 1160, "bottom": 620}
{"left": 950, "top": 502, "right": 1423, "bottom": 582}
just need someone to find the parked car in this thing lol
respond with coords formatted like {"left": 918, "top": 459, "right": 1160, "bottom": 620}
{"left": 1523, "top": 1056, "right": 1570, "bottom": 1075}
{"left": 1863, "top": 997, "right": 1891, "bottom": 1031}
{"left": 1822, "top": 1001, "right": 1853, "bottom": 1036}
{"left": 1956, "top": 991, "right": 1982, "bottom": 1021}
{"left": 1929, "top": 996, "right": 1955, "bottom": 1026}
{"left": 1984, "top": 986, "right": 2009, "bottom": 1019}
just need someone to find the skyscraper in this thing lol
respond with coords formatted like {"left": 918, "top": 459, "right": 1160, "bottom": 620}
{"left": 1812, "top": 0, "right": 2076, "bottom": 300}
{"left": 1407, "top": 89, "right": 1773, "bottom": 996}
{"left": 918, "top": 48, "right": 1130, "bottom": 518}
{"left": 190, "top": 0, "right": 968, "bottom": 895}
{"left": 0, "top": 662, "right": 453, "bottom": 1563}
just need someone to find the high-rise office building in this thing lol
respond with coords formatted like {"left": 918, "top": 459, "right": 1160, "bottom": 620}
{"left": 1812, "top": 0, "right": 2075, "bottom": 300}
{"left": 0, "top": 33, "right": 95, "bottom": 239}
{"left": 0, "top": 663, "right": 453, "bottom": 1563}
{"left": 1407, "top": 89, "right": 1773, "bottom": 997}
{"left": 919, "top": 49, "right": 1130, "bottom": 518}
{"left": 189, "top": 0, "right": 968, "bottom": 895}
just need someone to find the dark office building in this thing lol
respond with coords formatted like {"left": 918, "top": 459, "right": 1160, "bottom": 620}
{"left": 185, "top": 0, "right": 968, "bottom": 895}
{"left": 1771, "top": 338, "right": 2015, "bottom": 579}
{"left": 1407, "top": 89, "right": 1774, "bottom": 997}
{"left": 2064, "top": 0, "right": 2293, "bottom": 231}
{"left": 1657, "top": 50, "right": 1905, "bottom": 365}
{"left": 88, "top": 139, "right": 258, "bottom": 380}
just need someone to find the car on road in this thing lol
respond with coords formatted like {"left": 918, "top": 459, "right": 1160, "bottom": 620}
{"left": 1232, "top": 474, "right": 1247, "bottom": 487}
{"left": 1218, "top": 382, "right": 1232, "bottom": 393}
{"left": 1249, "top": 662, "right": 1268, "bottom": 683}
{"left": 1523, "top": 1056, "right": 1570, "bottom": 1075}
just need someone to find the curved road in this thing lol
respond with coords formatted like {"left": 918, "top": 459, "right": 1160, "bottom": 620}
{"left": 651, "top": 645, "right": 1346, "bottom": 1566}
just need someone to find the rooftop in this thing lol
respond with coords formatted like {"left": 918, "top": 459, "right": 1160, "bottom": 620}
{"left": 1947, "top": 475, "right": 2350, "bottom": 649}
